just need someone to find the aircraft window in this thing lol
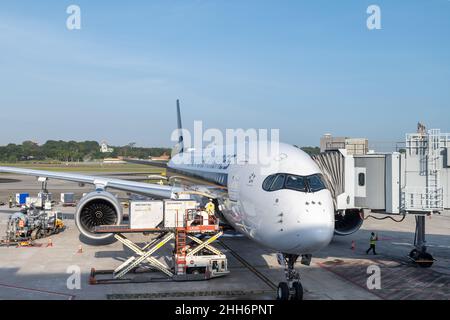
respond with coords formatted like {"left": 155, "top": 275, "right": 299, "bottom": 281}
{"left": 263, "top": 173, "right": 327, "bottom": 193}
{"left": 285, "top": 175, "right": 307, "bottom": 192}
{"left": 270, "top": 174, "right": 286, "bottom": 191}
{"left": 307, "top": 174, "right": 326, "bottom": 192}
{"left": 262, "top": 175, "right": 276, "bottom": 190}
{"left": 358, "top": 173, "right": 365, "bottom": 186}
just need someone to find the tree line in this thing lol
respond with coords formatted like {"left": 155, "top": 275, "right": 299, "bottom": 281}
{"left": 0, "top": 140, "right": 321, "bottom": 163}
{"left": 0, "top": 140, "right": 171, "bottom": 163}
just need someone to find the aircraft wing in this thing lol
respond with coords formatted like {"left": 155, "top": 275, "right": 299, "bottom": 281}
{"left": 0, "top": 166, "right": 174, "bottom": 198}
{"left": 124, "top": 158, "right": 226, "bottom": 188}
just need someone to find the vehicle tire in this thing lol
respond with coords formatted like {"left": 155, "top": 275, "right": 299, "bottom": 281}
{"left": 31, "top": 229, "right": 39, "bottom": 240}
{"left": 292, "top": 282, "right": 303, "bottom": 300}
{"left": 277, "top": 282, "right": 290, "bottom": 300}
{"left": 409, "top": 249, "right": 419, "bottom": 259}
{"left": 192, "top": 269, "right": 200, "bottom": 275}
{"left": 187, "top": 268, "right": 200, "bottom": 275}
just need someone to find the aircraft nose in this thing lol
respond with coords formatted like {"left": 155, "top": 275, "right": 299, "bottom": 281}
{"left": 288, "top": 196, "right": 335, "bottom": 253}
{"left": 295, "top": 224, "right": 334, "bottom": 252}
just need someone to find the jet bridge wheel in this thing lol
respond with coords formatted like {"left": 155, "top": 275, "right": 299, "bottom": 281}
{"left": 409, "top": 249, "right": 434, "bottom": 268}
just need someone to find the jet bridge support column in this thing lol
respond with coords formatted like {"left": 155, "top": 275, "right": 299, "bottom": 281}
{"left": 415, "top": 215, "right": 426, "bottom": 252}
{"left": 409, "top": 215, "right": 434, "bottom": 268}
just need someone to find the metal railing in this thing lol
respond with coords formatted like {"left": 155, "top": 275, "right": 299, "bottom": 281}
{"left": 401, "top": 187, "right": 444, "bottom": 211}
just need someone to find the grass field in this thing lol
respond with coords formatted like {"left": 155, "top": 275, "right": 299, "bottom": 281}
{"left": 0, "top": 162, "right": 165, "bottom": 174}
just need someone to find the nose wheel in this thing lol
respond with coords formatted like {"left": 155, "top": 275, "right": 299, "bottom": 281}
{"left": 276, "top": 254, "right": 304, "bottom": 300}
{"left": 277, "top": 282, "right": 290, "bottom": 300}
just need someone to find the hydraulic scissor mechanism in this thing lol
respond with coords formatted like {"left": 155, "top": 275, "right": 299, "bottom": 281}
{"left": 113, "top": 232, "right": 175, "bottom": 279}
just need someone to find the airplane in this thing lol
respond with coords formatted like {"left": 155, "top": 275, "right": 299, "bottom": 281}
{"left": 0, "top": 100, "right": 363, "bottom": 300}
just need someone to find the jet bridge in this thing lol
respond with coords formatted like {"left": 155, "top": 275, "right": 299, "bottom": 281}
{"left": 313, "top": 127, "right": 450, "bottom": 267}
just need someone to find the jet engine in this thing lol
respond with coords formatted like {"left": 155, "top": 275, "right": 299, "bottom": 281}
{"left": 334, "top": 209, "right": 364, "bottom": 236}
{"left": 75, "top": 191, "right": 122, "bottom": 241}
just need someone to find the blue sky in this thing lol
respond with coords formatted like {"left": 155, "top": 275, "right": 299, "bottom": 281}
{"left": 0, "top": 0, "right": 449, "bottom": 148}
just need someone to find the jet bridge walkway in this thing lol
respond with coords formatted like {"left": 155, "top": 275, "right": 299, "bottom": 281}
{"left": 312, "top": 127, "right": 450, "bottom": 268}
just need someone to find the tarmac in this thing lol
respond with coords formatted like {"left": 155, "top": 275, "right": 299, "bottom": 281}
{"left": 0, "top": 174, "right": 449, "bottom": 300}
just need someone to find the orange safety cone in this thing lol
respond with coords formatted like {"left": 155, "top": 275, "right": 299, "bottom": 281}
{"left": 77, "top": 245, "right": 83, "bottom": 254}
{"left": 46, "top": 238, "right": 53, "bottom": 247}
{"left": 89, "top": 268, "right": 97, "bottom": 285}
{"left": 351, "top": 241, "right": 356, "bottom": 251}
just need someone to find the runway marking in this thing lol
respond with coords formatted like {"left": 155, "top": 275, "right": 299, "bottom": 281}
{"left": 107, "top": 289, "right": 274, "bottom": 299}
{"left": 391, "top": 242, "right": 450, "bottom": 249}
{"left": 0, "top": 282, "right": 75, "bottom": 300}
{"left": 391, "top": 242, "right": 412, "bottom": 246}
{"left": 218, "top": 240, "right": 278, "bottom": 291}
{"left": 317, "top": 261, "right": 384, "bottom": 300}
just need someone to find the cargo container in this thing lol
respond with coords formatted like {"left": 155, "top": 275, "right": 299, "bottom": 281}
{"left": 163, "top": 200, "right": 197, "bottom": 228}
{"left": 60, "top": 193, "right": 75, "bottom": 206}
{"left": 129, "top": 200, "right": 164, "bottom": 229}
{"left": 26, "top": 197, "right": 43, "bottom": 208}
{"left": 15, "top": 193, "right": 29, "bottom": 206}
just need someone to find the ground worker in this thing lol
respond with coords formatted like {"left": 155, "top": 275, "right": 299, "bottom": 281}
{"left": 205, "top": 199, "right": 215, "bottom": 216}
{"left": 9, "top": 196, "right": 13, "bottom": 208}
{"left": 366, "top": 232, "right": 378, "bottom": 255}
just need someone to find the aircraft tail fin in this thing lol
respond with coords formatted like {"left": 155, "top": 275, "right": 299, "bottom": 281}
{"left": 173, "top": 99, "right": 184, "bottom": 155}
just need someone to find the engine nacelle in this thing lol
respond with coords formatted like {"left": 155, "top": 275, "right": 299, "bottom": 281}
{"left": 334, "top": 209, "right": 364, "bottom": 236}
{"left": 75, "top": 191, "right": 122, "bottom": 241}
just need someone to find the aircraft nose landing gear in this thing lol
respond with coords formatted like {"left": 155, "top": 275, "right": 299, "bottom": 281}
{"left": 276, "top": 254, "right": 305, "bottom": 300}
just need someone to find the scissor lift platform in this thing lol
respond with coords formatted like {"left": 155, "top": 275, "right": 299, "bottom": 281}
{"left": 89, "top": 210, "right": 229, "bottom": 285}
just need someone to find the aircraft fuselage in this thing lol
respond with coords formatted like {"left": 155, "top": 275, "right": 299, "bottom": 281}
{"left": 169, "top": 142, "right": 335, "bottom": 255}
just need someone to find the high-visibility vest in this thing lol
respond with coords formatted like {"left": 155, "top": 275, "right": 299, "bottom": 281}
{"left": 205, "top": 202, "right": 215, "bottom": 214}
{"left": 370, "top": 236, "right": 377, "bottom": 245}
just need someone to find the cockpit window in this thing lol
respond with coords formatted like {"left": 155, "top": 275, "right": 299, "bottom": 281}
{"left": 270, "top": 174, "right": 286, "bottom": 191}
{"left": 307, "top": 174, "right": 327, "bottom": 192}
{"left": 262, "top": 173, "right": 326, "bottom": 193}
{"left": 285, "top": 175, "right": 307, "bottom": 192}
{"left": 262, "top": 174, "right": 276, "bottom": 190}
